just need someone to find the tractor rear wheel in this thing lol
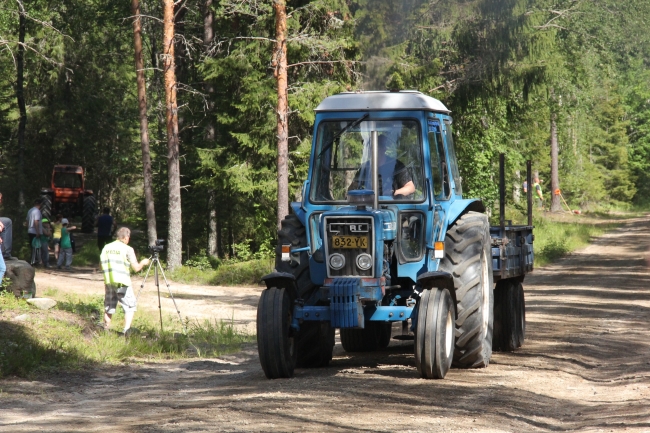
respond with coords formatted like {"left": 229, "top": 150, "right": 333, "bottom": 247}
{"left": 275, "top": 214, "right": 333, "bottom": 367}
{"left": 40, "top": 194, "right": 52, "bottom": 221}
{"left": 438, "top": 211, "right": 494, "bottom": 368}
{"left": 340, "top": 322, "right": 392, "bottom": 352}
{"left": 493, "top": 279, "right": 526, "bottom": 352}
{"left": 414, "top": 288, "right": 455, "bottom": 379}
{"left": 82, "top": 195, "right": 96, "bottom": 233}
{"left": 295, "top": 322, "right": 335, "bottom": 368}
{"left": 257, "top": 287, "right": 296, "bottom": 379}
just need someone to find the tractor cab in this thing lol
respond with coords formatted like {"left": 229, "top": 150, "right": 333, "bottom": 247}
{"left": 300, "top": 91, "right": 472, "bottom": 290}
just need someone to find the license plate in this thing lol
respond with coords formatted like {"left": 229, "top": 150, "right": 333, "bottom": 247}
{"left": 331, "top": 235, "right": 368, "bottom": 249}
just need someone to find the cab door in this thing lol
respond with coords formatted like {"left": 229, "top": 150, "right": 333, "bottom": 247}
{"left": 427, "top": 118, "right": 450, "bottom": 247}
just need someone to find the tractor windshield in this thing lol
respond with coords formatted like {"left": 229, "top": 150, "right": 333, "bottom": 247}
{"left": 310, "top": 119, "right": 424, "bottom": 203}
{"left": 53, "top": 173, "right": 83, "bottom": 189}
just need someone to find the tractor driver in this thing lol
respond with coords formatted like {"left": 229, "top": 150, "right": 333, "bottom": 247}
{"left": 348, "top": 135, "right": 416, "bottom": 198}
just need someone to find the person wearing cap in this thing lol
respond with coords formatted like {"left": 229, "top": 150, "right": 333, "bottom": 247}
{"left": 57, "top": 218, "right": 77, "bottom": 270}
{"left": 40, "top": 217, "right": 52, "bottom": 268}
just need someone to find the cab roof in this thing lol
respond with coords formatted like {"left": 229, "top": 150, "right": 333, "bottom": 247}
{"left": 314, "top": 90, "right": 450, "bottom": 114}
{"left": 53, "top": 165, "right": 83, "bottom": 174}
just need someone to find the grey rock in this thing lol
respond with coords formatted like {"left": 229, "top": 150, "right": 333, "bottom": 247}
{"left": 26, "top": 297, "right": 57, "bottom": 310}
{"left": 3, "top": 260, "right": 36, "bottom": 298}
{"left": 13, "top": 314, "right": 29, "bottom": 321}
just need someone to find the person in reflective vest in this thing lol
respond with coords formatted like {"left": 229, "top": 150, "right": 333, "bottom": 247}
{"left": 100, "top": 227, "right": 150, "bottom": 334}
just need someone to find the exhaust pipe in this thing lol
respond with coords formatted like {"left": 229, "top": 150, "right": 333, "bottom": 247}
{"left": 371, "top": 130, "right": 379, "bottom": 210}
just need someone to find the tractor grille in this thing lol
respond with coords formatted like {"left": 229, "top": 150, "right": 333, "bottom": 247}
{"left": 323, "top": 216, "right": 374, "bottom": 278}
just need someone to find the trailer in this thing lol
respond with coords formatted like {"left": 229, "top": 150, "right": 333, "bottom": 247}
{"left": 257, "top": 91, "right": 534, "bottom": 379}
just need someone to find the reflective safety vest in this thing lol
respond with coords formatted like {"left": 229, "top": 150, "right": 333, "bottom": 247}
{"left": 100, "top": 240, "right": 133, "bottom": 286}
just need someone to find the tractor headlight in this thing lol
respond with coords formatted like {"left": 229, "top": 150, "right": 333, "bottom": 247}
{"left": 356, "top": 253, "right": 372, "bottom": 270}
{"left": 329, "top": 253, "right": 345, "bottom": 270}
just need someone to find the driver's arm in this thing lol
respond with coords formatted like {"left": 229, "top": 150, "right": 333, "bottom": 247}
{"left": 394, "top": 181, "right": 415, "bottom": 197}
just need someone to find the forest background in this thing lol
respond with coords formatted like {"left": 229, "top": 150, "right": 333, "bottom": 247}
{"left": 0, "top": 0, "right": 649, "bottom": 268}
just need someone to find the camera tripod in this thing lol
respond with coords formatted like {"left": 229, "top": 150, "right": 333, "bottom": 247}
{"left": 136, "top": 251, "right": 185, "bottom": 333}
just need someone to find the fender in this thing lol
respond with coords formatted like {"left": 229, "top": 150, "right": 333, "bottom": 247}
{"left": 290, "top": 202, "right": 307, "bottom": 226}
{"left": 417, "top": 271, "right": 454, "bottom": 291}
{"left": 446, "top": 199, "right": 485, "bottom": 227}
{"left": 261, "top": 272, "right": 299, "bottom": 301}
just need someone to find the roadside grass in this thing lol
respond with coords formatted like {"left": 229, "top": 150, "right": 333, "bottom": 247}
{"left": 533, "top": 217, "right": 615, "bottom": 267}
{"left": 73, "top": 241, "right": 101, "bottom": 267}
{"left": 499, "top": 205, "right": 626, "bottom": 267}
{"left": 0, "top": 291, "right": 254, "bottom": 378}
{"left": 170, "top": 258, "right": 273, "bottom": 286}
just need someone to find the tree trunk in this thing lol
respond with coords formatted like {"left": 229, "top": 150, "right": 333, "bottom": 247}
{"left": 163, "top": 0, "right": 182, "bottom": 269}
{"left": 16, "top": 3, "right": 26, "bottom": 209}
{"left": 550, "top": 109, "right": 562, "bottom": 212}
{"left": 273, "top": 0, "right": 289, "bottom": 230}
{"left": 132, "top": 0, "right": 157, "bottom": 245}
{"left": 204, "top": 0, "right": 219, "bottom": 257}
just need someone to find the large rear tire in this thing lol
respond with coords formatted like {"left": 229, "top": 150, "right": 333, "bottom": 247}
{"left": 439, "top": 211, "right": 494, "bottom": 368}
{"left": 40, "top": 194, "right": 52, "bottom": 221}
{"left": 257, "top": 287, "right": 296, "bottom": 379}
{"left": 295, "top": 322, "right": 335, "bottom": 368}
{"left": 82, "top": 195, "right": 96, "bottom": 233}
{"left": 275, "top": 214, "right": 333, "bottom": 367}
{"left": 493, "top": 279, "right": 526, "bottom": 352}
{"left": 340, "top": 322, "right": 392, "bottom": 352}
{"left": 414, "top": 288, "right": 455, "bottom": 379}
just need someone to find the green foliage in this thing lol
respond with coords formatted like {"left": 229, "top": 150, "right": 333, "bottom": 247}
{"left": 170, "top": 258, "right": 272, "bottom": 286}
{"left": 0, "top": 0, "right": 647, "bottom": 262}
{"left": 73, "top": 241, "right": 101, "bottom": 267}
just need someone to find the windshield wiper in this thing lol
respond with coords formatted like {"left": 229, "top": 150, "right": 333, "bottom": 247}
{"left": 318, "top": 113, "right": 369, "bottom": 158}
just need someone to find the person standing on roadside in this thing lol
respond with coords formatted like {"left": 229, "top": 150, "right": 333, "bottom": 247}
{"left": 100, "top": 227, "right": 149, "bottom": 335}
{"left": 26, "top": 198, "right": 43, "bottom": 265}
{"left": 96, "top": 207, "right": 116, "bottom": 251}
{"left": 533, "top": 176, "right": 544, "bottom": 209}
{"left": 0, "top": 192, "right": 14, "bottom": 260}
{"left": 57, "top": 218, "right": 76, "bottom": 270}
{"left": 40, "top": 218, "right": 52, "bottom": 268}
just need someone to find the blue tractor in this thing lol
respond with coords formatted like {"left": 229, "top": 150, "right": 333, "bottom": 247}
{"left": 258, "top": 91, "right": 533, "bottom": 379}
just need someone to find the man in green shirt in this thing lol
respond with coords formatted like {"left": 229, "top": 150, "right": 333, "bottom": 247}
{"left": 100, "top": 227, "right": 150, "bottom": 334}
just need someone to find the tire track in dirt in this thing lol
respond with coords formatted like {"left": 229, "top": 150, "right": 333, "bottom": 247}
{"left": 2, "top": 215, "right": 650, "bottom": 432}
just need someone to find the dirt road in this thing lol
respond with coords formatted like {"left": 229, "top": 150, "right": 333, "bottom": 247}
{"left": 2, "top": 216, "right": 650, "bottom": 432}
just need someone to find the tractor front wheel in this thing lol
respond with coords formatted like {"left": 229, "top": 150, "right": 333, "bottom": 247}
{"left": 414, "top": 288, "right": 455, "bottom": 379}
{"left": 257, "top": 287, "right": 296, "bottom": 379}
{"left": 276, "top": 214, "right": 334, "bottom": 367}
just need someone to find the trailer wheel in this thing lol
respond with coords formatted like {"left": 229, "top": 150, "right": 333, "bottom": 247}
{"left": 493, "top": 280, "right": 526, "bottom": 352}
{"left": 516, "top": 282, "right": 526, "bottom": 348}
{"left": 82, "top": 195, "right": 96, "bottom": 233}
{"left": 295, "top": 321, "right": 335, "bottom": 368}
{"left": 257, "top": 287, "right": 296, "bottom": 379}
{"left": 276, "top": 214, "right": 333, "bottom": 367}
{"left": 340, "top": 322, "right": 392, "bottom": 352}
{"left": 414, "top": 288, "right": 455, "bottom": 379}
{"left": 40, "top": 194, "right": 52, "bottom": 221}
{"left": 439, "top": 211, "right": 494, "bottom": 368}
